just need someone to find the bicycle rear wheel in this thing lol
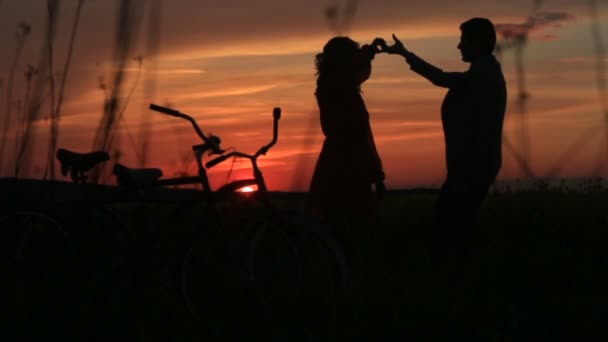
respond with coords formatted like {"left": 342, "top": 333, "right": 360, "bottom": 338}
{"left": 179, "top": 201, "right": 302, "bottom": 337}
{"left": 46, "top": 202, "right": 133, "bottom": 340}
{"left": 0, "top": 211, "right": 75, "bottom": 339}
{"left": 55, "top": 203, "right": 130, "bottom": 274}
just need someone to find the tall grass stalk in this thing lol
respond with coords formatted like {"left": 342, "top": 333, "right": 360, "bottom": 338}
{"left": 43, "top": 0, "right": 59, "bottom": 180}
{"left": 545, "top": 1, "right": 606, "bottom": 178}
{"left": 0, "top": 22, "right": 31, "bottom": 175}
{"left": 17, "top": 65, "right": 37, "bottom": 159}
{"left": 139, "top": 0, "right": 161, "bottom": 168}
{"left": 43, "top": 0, "right": 85, "bottom": 180}
{"left": 113, "top": 57, "right": 144, "bottom": 170}
{"left": 90, "top": 0, "right": 143, "bottom": 184}
{"left": 495, "top": 0, "right": 547, "bottom": 180}
{"left": 587, "top": 0, "right": 608, "bottom": 174}
{"left": 15, "top": 1, "right": 59, "bottom": 178}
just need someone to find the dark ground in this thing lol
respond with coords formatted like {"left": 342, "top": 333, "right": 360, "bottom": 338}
{"left": 1, "top": 178, "right": 607, "bottom": 341}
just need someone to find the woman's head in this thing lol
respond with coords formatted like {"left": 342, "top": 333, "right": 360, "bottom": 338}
{"left": 315, "top": 36, "right": 371, "bottom": 87}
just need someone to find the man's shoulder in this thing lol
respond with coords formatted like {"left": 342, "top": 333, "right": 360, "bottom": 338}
{"left": 470, "top": 55, "right": 504, "bottom": 82}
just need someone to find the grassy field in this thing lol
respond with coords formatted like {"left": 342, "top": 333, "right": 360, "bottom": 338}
{"left": 1, "top": 178, "right": 607, "bottom": 340}
{"left": 367, "top": 184, "right": 608, "bottom": 340}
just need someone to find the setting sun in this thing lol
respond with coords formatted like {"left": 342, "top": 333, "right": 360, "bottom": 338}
{"left": 239, "top": 186, "right": 255, "bottom": 193}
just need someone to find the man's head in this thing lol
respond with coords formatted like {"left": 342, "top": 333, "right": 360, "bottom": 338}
{"left": 458, "top": 17, "right": 496, "bottom": 62}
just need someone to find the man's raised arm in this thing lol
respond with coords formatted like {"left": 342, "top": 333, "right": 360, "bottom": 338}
{"left": 379, "top": 34, "right": 466, "bottom": 88}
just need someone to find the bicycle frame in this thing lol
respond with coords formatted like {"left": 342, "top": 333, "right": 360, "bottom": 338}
{"left": 143, "top": 143, "right": 215, "bottom": 192}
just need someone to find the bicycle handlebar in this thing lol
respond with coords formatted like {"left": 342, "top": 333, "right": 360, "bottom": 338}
{"left": 149, "top": 104, "right": 180, "bottom": 117}
{"left": 149, "top": 104, "right": 222, "bottom": 154}
{"left": 205, "top": 107, "right": 281, "bottom": 169}
{"left": 256, "top": 107, "right": 281, "bottom": 156}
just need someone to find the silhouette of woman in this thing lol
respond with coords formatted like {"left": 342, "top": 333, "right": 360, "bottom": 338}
{"left": 309, "top": 36, "right": 385, "bottom": 229}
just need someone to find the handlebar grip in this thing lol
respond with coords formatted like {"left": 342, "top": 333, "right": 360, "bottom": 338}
{"left": 273, "top": 107, "right": 281, "bottom": 120}
{"left": 149, "top": 104, "right": 180, "bottom": 116}
{"left": 205, "top": 155, "right": 229, "bottom": 168}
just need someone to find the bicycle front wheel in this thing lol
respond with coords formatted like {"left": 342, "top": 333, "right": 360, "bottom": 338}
{"left": 180, "top": 224, "right": 272, "bottom": 340}
{"left": 180, "top": 204, "right": 353, "bottom": 340}
{"left": 267, "top": 210, "right": 353, "bottom": 337}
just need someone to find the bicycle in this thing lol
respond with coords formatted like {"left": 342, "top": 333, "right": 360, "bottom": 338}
{"left": 114, "top": 104, "right": 350, "bottom": 335}
{"left": 1, "top": 105, "right": 293, "bottom": 339}
{"left": 1, "top": 103, "right": 353, "bottom": 339}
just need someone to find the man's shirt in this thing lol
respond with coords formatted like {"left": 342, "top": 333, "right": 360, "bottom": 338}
{"left": 405, "top": 53, "right": 507, "bottom": 185}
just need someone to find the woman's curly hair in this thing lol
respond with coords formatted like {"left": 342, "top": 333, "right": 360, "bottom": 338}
{"left": 315, "top": 36, "right": 361, "bottom": 88}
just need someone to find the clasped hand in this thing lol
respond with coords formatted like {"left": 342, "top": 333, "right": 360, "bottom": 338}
{"left": 370, "top": 34, "right": 409, "bottom": 56}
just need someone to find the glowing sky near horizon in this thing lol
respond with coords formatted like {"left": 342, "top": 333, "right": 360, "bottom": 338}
{"left": 0, "top": 0, "right": 607, "bottom": 191}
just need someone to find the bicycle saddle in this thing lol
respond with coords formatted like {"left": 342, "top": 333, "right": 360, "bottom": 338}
{"left": 56, "top": 148, "right": 110, "bottom": 183}
{"left": 113, "top": 163, "right": 163, "bottom": 186}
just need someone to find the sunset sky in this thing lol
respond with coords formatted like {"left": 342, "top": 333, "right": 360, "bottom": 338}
{"left": 0, "top": 0, "right": 607, "bottom": 191}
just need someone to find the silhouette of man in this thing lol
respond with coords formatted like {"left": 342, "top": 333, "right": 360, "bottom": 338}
{"left": 377, "top": 18, "right": 507, "bottom": 340}
{"left": 379, "top": 18, "right": 507, "bottom": 240}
